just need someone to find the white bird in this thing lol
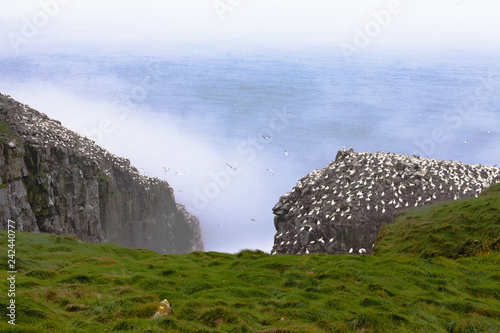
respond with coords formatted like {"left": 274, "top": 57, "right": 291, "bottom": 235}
{"left": 262, "top": 135, "right": 271, "bottom": 140}
{"left": 358, "top": 248, "right": 366, "bottom": 254}
{"left": 175, "top": 172, "right": 185, "bottom": 176}
{"left": 217, "top": 224, "right": 223, "bottom": 228}
{"left": 266, "top": 168, "right": 274, "bottom": 175}
{"left": 305, "top": 248, "right": 309, "bottom": 254}
{"left": 284, "top": 150, "right": 289, "bottom": 156}
{"left": 463, "top": 140, "right": 468, "bottom": 144}
{"left": 163, "top": 167, "right": 169, "bottom": 172}
{"left": 349, "top": 248, "right": 353, "bottom": 254}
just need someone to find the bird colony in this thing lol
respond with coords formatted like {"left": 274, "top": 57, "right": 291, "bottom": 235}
{"left": 271, "top": 148, "right": 500, "bottom": 256}
{"left": 5, "top": 101, "right": 164, "bottom": 191}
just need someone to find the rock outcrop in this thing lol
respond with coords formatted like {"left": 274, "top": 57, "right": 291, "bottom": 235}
{"left": 272, "top": 148, "right": 500, "bottom": 255}
{"left": 0, "top": 93, "right": 204, "bottom": 254}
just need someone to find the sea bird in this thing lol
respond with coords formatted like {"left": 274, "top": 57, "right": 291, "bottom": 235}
{"left": 226, "top": 163, "right": 237, "bottom": 171}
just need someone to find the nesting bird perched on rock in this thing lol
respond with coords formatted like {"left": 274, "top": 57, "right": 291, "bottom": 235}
{"left": 271, "top": 148, "right": 500, "bottom": 256}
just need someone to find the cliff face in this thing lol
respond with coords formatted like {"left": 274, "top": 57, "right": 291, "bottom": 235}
{"left": 272, "top": 148, "right": 500, "bottom": 255}
{"left": 0, "top": 93, "right": 204, "bottom": 254}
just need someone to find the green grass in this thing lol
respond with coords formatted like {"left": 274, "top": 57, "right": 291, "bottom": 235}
{"left": 0, "top": 184, "right": 499, "bottom": 332}
{"left": 0, "top": 120, "right": 19, "bottom": 146}
{"left": 375, "top": 182, "right": 500, "bottom": 259}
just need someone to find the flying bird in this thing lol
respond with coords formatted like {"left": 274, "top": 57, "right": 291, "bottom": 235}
{"left": 262, "top": 135, "right": 271, "bottom": 140}
{"left": 217, "top": 224, "right": 223, "bottom": 228}
{"left": 284, "top": 150, "right": 289, "bottom": 156}
{"left": 266, "top": 168, "right": 274, "bottom": 175}
{"left": 226, "top": 163, "right": 237, "bottom": 171}
{"left": 175, "top": 172, "right": 185, "bottom": 176}
{"left": 163, "top": 167, "right": 169, "bottom": 172}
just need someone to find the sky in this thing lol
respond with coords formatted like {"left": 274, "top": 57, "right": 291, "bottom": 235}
{"left": 1, "top": 0, "right": 500, "bottom": 54}
{"left": 1, "top": 0, "right": 500, "bottom": 252}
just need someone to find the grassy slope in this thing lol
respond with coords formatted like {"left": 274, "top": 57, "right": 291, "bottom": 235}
{"left": 0, "top": 185, "right": 499, "bottom": 332}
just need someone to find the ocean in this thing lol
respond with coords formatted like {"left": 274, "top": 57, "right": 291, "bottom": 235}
{"left": 1, "top": 46, "right": 499, "bottom": 252}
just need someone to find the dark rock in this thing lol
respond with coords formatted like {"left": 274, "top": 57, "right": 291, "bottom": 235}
{"left": 0, "top": 93, "right": 203, "bottom": 253}
{"left": 271, "top": 148, "right": 500, "bottom": 256}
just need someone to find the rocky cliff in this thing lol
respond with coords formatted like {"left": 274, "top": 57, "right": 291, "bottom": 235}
{"left": 272, "top": 148, "right": 500, "bottom": 255}
{"left": 0, "top": 93, "right": 204, "bottom": 254}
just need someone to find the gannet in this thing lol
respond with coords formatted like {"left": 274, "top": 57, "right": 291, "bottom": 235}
{"left": 226, "top": 163, "right": 237, "bottom": 171}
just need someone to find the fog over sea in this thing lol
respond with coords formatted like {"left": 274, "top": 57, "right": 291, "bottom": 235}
{"left": 2, "top": 46, "right": 499, "bottom": 252}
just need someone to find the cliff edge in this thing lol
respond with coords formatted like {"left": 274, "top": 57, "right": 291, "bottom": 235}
{"left": 0, "top": 93, "right": 204, "bottom": 254}
{"left": 272, "top": 148, "right": 500, "bottom": 255}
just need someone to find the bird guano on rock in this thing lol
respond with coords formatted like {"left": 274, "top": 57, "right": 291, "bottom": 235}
{"left": 272, "top": 148, "right": 500, "bottom": 256}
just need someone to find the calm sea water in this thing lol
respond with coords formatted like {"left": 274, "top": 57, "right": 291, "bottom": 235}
{"left": 1, "top": 47, "right": 499, "bottom": 252}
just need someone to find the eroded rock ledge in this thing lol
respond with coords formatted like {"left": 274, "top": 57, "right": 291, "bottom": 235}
{"left": 272, "top": 148, "right": 499, "bottom": 255}
{"left": 0, "top": 93, "right": 204, "bottom": 254}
